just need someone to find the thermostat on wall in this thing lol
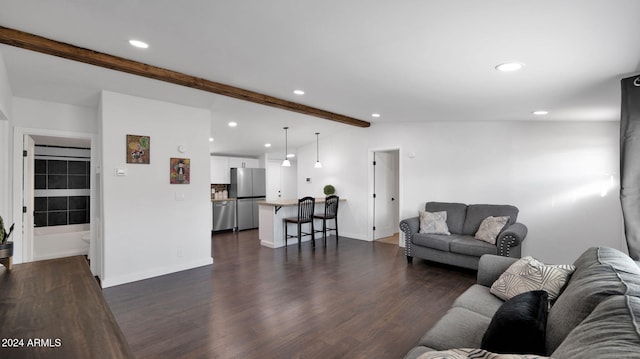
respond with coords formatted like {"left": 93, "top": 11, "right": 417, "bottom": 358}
{"left": 115, "top": 168, "right": 127, "bottom": 176}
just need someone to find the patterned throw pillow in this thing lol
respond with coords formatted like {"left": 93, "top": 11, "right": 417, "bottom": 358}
{"left": 475, "top": 216, "right": 510, "bottom": 244}
{"left": 416, "top": 348, "right": 550, "bottom": 359}
{"left": 419, "top": 210, "right": 450, "bottom": 235}
{"left": 490, "top": 256, "right": 576, "bottom": 301}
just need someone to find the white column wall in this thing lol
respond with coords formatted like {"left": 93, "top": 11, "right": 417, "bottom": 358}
{"left": 99, "top": 91, "right": 212, "bottom": 287}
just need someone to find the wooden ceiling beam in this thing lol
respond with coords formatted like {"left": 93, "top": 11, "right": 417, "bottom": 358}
{"left": 0, "top": 26, "right": 370, "bottom": 128}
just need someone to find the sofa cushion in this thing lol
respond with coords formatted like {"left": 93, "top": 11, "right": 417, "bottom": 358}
{"left": 462, "top": 204, "right": 518, "bottom": 236}
{"left": 551, "top": 295, "right": 640, "bottom": 358}
{"left": 490, "top": 256, "right": 575, "bottom": 301}
{"left": 450, "top": 236, "right": 497, "bottom": 257}
{"left": 475, "top": 216, "right": 510, "bottom": 244}
{"left": 425, "top": 202, "right": 467, "bottom": 234}
{"left": 481, "top": 290, "right": 549, "bottom": 355}
{"left": 571, "top": 246, "right": 640, "bottom": 296}
{"left": 545, "top": 247, "right": 640, "bottom": 353}
{"left": 419, "top": 210, "right": 451, "bottom": 235}
{"left": 412, "top": 233, "right": 452, "bottom": 252}
{"left": 419, "top": 307, "right": 491, "bottom": 350}
{"left": 452, "top": 284, "right": 504, "bottom": 318}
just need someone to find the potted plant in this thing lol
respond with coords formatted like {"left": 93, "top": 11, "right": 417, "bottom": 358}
{"left": 323, "top": 184, "right": 336, "bottom": 196}
{"left": 0, "top": 215, "right": 14, "bottom": 270}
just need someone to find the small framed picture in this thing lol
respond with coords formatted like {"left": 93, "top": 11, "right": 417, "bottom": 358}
{"left": 126, "top": 134, "right": 150, "bottom": 164}
{"left": 170, "top": 158, "right": 190, "bottom": 184}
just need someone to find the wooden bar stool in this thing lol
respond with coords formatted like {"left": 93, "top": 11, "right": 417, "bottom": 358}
{"left": 314, "top": 195, "right": 339, "bottom": 247}
{"left": 284, "top": 197, "right": 316, "bottom": 248}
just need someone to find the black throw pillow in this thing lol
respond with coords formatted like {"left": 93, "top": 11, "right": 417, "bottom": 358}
{"left": 481, "top": 290, "right": 549, "bottom": 355}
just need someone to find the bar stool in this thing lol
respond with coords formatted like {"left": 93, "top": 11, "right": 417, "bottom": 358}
{"left": 284, "top": 197, "right": 316, "bottom": 248}
{"left": 314, "top": 195, "right": 339, "bottom": 247}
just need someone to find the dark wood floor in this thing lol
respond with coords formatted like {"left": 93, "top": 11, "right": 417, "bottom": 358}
{"left": 103, "top": 230, "right": 476, "bottom": 359}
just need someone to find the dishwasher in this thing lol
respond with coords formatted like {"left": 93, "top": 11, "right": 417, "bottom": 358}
{"left": 212, "top": 200, "right": 236, "bottom": 231}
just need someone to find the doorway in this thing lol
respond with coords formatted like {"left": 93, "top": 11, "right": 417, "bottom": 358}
{"left": 31, "top": 136, "right": 92, "bottom": 260}
{"left": 370, "top": 149, "right": 400, "bottom": 244}
{"left": 12, "top": 127, "right": 100, "bottom": 278}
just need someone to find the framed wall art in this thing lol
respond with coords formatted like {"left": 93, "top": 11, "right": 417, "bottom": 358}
{"left": 170, "top": 157, "right": 190, "bottom": 184}
{"left": 126, "top": 134, "right": 150, "bottom": 164}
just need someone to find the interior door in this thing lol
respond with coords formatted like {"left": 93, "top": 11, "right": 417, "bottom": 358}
{"left": 266, "top": 160, "right": 282, "bottom": 199}
{"left": 374, "top": 151, "right": 394, "bottom": 239}
{"left": 22, "top": 134, "right": 35, "bottom": 262}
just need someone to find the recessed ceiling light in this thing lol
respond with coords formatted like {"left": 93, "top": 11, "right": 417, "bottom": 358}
{"left": 533, "top": 110, "right": 549, "bottom": 116}
{"left": 293, "top": 90, "right": 305, "bottom": 95}
{"left": 372, "top": 113, "right": 381, "bottom": 118}
{"left": 264, "top": 143, "right": 271, "bottom": 147}
{"left": 128, "top": 39, "right": 149, "bottom": 49}
{"left": 228, "top": 122, "right": 237, "bottom": 127}
{"left": 495, "top": 62, "right": 525, "bottom": 72}
{"left": 209, "top": 137, "right": 214, "bottom": 142}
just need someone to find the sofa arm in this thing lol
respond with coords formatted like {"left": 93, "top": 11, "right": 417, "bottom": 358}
{"left": 477, "top": 254, "right": 519, "bottom": 287}
{"left": 496, "top": 222, "right": 527, "bottom": 257}
{"left": 399, "top": 217, "right": 419, "bottom": 258}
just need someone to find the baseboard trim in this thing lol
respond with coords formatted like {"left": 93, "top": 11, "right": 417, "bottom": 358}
{"left": 34, "top": 249, "right": 89, "bottom": 261}
{"left": 101, "top": 257, "right": 213, "bottom": 288}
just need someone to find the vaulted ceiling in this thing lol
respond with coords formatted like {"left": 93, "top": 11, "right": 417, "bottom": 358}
{"left": 1, "top": 1, "right": 639, "bottom": 156}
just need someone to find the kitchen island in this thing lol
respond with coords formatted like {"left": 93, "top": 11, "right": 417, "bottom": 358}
{"left": 257, "top": 197, "right": 345, "bottom": 248}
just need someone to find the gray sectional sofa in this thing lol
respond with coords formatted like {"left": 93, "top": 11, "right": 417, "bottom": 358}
{"left": 400, "top": 202, "right": 528, "bottom": 270}
{"left": 404, "top": 246, "right": 640, "bottom": 358}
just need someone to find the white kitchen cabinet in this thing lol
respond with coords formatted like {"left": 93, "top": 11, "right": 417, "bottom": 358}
{"left": 211, "top": 156, "right": 261, "bottom": 184}
{"left": 228, "top": 157, "right": 259, "bottom": 169}
{"left": 210, "top": 156, "right": 230, "bottom": 184}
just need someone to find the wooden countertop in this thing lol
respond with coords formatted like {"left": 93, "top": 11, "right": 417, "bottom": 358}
{"left": 0, "top": 256, "right": 133, "bottom": 359}
{"left": 257, "top": 197, "right": 345, "bottom": 206}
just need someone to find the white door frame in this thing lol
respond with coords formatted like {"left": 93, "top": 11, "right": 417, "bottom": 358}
{"left": 12, "top": 126, "right": 101, "bottom": 278}
{"left": 368, "top": 146, "right": 402, "bottom": 243}
{"left": 22, "top": 134, "right": 35, "bottom": 262}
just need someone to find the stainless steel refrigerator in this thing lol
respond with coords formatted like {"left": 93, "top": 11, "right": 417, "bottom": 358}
{"left": 229, "top": 168, "right": 266, "bottom": 230}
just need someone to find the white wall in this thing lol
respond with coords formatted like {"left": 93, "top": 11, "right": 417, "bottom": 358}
{"left": 0, "top": 51, "right": 12, "bottom": 220}
{"left": 296, "top": 120, "right": 623, "bottom": 264}
{"left": 12, "top": 97, "right": 98, "bottom": 133}
{"left": 0, "top": 51, "right": 11, "bottom": 121}
{"left": 100, "top": 91, "right": 212, "bottom": 287}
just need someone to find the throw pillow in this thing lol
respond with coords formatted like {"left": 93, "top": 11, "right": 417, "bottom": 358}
{"left": 419, "top": 210, "right": 450, "bottom": 235}
{"left": 416, "top": 348, "right": 550, "bottom": 359}
{"left": 490, "top": 256, "right": 576, "bottom": 301}
{"left": 481, "top": 290, "right": 549, "bottom": 355}
{"left": 475, "top": 216, "right": 510, "bottom": 244}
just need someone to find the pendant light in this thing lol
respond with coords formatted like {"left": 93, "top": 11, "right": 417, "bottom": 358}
{"left": 314, "top": 132, "right": 322, "bottom": 168}
{"left": 282, "top": 127, "right": 291, "bottom": 167}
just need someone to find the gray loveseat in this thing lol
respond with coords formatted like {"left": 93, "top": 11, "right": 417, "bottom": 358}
{"left": 404, "top": 246, "right": 640, "bottom": 358}
{"left": 399, "top": 202, "right": 527, "bottom": 270}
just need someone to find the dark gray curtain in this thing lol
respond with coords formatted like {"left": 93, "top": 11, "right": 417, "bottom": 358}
{"left": 620, "top": 75, "right": 640, "bottom": 260}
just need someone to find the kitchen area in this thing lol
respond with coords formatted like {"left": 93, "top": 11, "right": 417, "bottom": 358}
{"left": 211, "top": 156, "right": 264, "bottom": 232}
{"left": 211, "top": 155, "right": 295, "bottom": 234}
{"left": 211, "top": 154, "right": 345, "bottom": 248}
